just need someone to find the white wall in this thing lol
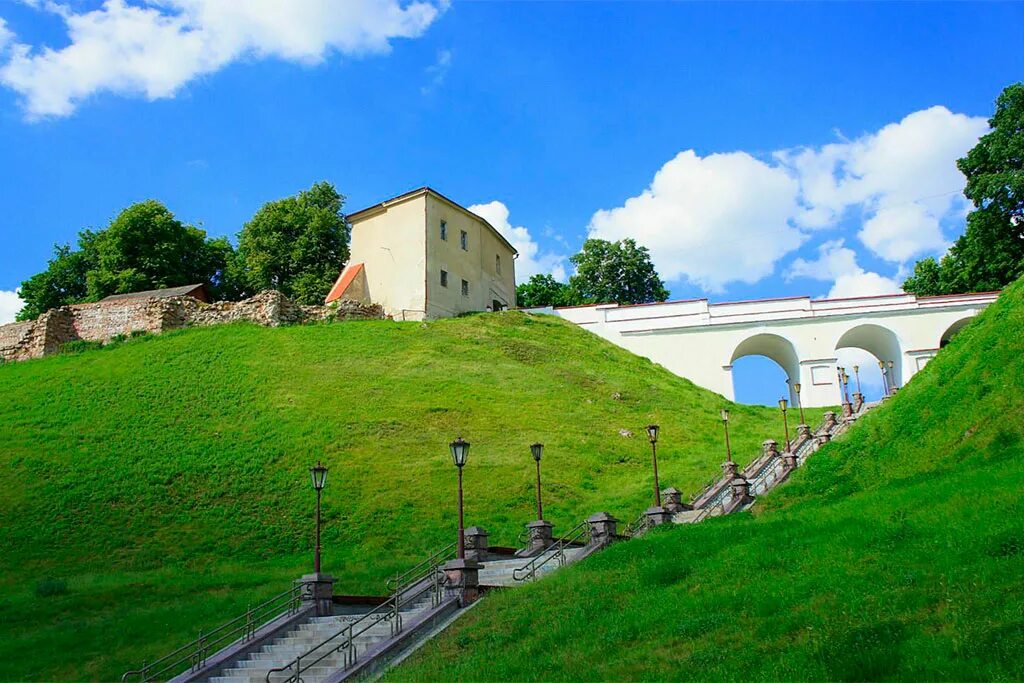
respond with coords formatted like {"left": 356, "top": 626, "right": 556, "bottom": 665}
{"left": 528, "top": 291, "right": 998, "bottom": 408}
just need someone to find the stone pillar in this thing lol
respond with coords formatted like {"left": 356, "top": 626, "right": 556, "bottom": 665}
{"left": 781, "top": 450, "right": 798, "bottom": 470}
{"left": 721, "top": 460, "right": 739, "bottom": 478}
{"left": 796, "top": 424, "right": 812, "bottom": 448}
{"left": 842, "top": 401, "right": 853, "bottom": 417}
{"left": 586, "top": 512, "right": 619, "bottom": 548}
{"left": 645, "top": 506, "right": 673, "bottom": 527}
{"left": 852, "top": 392, "right": 864, "bottom": 413}
{"left": 730, "top": 477, "right": 752, "bottom": 506}
{"left": 661, "top": 487, "right": 690, "bottom": 514}
{"left": 821, "top": 411, "right": 838, "bottom": 431}
{"left": 442, "top": 558, "right": 481, "bottom": 606}
{"left": 298, "top": 573, "right": 335, "bottom": 617}
{"left": 816, "top": 432, "right": 831, "bottom": 447}
{"left": 463, "top": 526, "right": 489, "bottom": 562}
{"left": 525, "top": 520, "right": 554, "bottom": 554}
{"left": 762, "top": 439, "right": 779, "bottom": 459}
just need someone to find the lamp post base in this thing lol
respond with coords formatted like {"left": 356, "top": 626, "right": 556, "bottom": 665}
{"left": 442, "top": 558, "right": 481, "bottom": 606}
{"left": 298, "top": 573, "right": 335, "bottom": 617}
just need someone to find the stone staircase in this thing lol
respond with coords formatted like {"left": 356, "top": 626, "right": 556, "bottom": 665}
{"left": 208, "top": 593, "right": 436, "bottom": 683}
{"left": 477, "top": 547, "right": 589, "bottom": 587}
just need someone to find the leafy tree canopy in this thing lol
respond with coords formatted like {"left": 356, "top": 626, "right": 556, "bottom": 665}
{"left": 568, "top": 238, "right": 669, "bottom": 305}
{"left": 904, "top": 83, "right": 1024, "bottom": 296}
{"left": 515, "top": 274, "right": 578, "bottom": 308}
{"left": 236, "top": 181, "right": 350, "bottom": 305}
{"left": 17, "top": 201, "right": 236, "bottom": 320}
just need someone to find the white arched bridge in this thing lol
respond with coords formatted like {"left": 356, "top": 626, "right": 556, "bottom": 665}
{"left": 527, "top": 290, "right": 999, "bottom": 408}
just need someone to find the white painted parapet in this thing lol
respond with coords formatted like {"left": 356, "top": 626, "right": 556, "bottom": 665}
{"left": 527, "top": 291, "right": 999, "bottom": 407}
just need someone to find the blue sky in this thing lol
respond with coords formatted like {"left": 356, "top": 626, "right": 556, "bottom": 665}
{"left": 1, "top": 1, "right": 1022, "bottom": 404}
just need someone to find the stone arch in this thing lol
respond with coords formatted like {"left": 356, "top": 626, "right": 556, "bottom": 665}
{"left": 728, "top": 333, "right": 801, "bottom": 403}
{"left": 940, "top": 316, "right": 975, "bottom": 348}
{"left": 835, "top": 323, "right": 903, "bottom": 389}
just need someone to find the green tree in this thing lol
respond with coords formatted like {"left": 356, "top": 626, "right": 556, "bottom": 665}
{"left": 515, "top": 274, "right": 578, "bottom": 308}
{"left": 568, "top": 238, "right": 669, "bottom": 305}
{"left": 86, "top": 200, "right": 234, "bottom": 301}
{"left": 17, "top": 201, "right": 238, "bottom": 320}
{"left": 16, "top": 240, "right": 97, "bottom": 321}
{"left": 904, "top": 83, "right": 1024, "bottom": 295}
{"left": 236, "top": 181, "right": 350, "bottom": 305}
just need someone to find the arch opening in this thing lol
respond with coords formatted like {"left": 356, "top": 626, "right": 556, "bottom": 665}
{"left": 729, "top": 333, "right": 800, "bottom": 406}
{"left": 940, "top": 316, "right": 974, "bottom": 348}
{"left": 835, "top": 324, "right": 902, "bottom": 402}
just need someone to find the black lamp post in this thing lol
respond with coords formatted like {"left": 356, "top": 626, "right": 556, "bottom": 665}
{"left": 888, "top": 360, "right": 896, "bottom": 390}
{"left": 842, "top": 370, "right": 851, "bottom": 405}
{"left": 531, "top": 442, "right": 544, "bottom": 521}
{"left": 720, "top": 409, "right": 732, "bottom": 463}
{"left": 853, "top": 365, "right": 862, "bottom": 395}
{"left": 793, "top": 382, "right": 806, "bottom": 425}
{"left": 449, "top": 437, "right": 470, "bottom": 560}
{"left": 778, "top": 398, "right": 790, "bottom": 451}
{"left": 309, "top": 461, "right": 328, "bottom": 574}
{"left": 646, "top": 425, "right": 662, "bottom": 507}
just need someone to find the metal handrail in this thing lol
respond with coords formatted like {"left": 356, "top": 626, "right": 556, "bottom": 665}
{"left": 688, "top": 474, "right": 721, "bottom": 505}
{"left": 121, "top": 583, "right": 304, "bottom": 682}
{"left": 385, "top": 542, "right": 456, "bottom": 592}
{"left": 266, "top": 551, "right": 451, "bottom": 683}
{"left": 512, "top": 520, "right": 590, "bottom": 582}
{"left": 623, "top": 511, "right": 650, "bottom": 539}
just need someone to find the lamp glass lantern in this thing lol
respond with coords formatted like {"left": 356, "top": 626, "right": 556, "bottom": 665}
{"left": 720, "top": 408, "right": 729, "bottom": 423}
{"left": 449, "top": 437, "right": 470, "bottom": 468}
{"left": 530, "top": 442, "right": 543, "bottom": 462}
{"left": 646, "top": 424, "right": 659, "bottom": 444}
{"left": 778, "top": 397, "right": 787, "bottom": 411}
{"left": 310, "top": 461, "right": 328, "bottom": 491}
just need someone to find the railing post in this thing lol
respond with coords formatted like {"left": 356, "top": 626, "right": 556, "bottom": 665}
{"left": 463, "top": 526, "right": 489, "bottom": 563}
{"left": 586, "top": 512, "right": 619, "bottom": 548}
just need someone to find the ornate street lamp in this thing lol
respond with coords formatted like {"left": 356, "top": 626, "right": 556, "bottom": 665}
{"left": 793, "top": 383, "right": 806, "bottom": 426}
{"left": 778, "top": 398, "right": 790, "bottom": 451}
{"left": 853, "top": 365, "right": 862, "bottom": 395}
{"left": 646, "top": 425, "right": 662, "bottom": 508}
{"left": 842, "top": 370, "right": 851, "bottom": 405}
{"left": 530, "top": 442, "right": 544, "bottom": 521}
{"left": 450, "top": 437, "right": 470, "bottom": 560}
{"left": 878, "top": 359, "right": 889, "bottom": 395}
{"left": 309, "top": 461, "right": 328, "bottom": 574}
{"left": 887, "top": 360, "right": 897, "bottom": 390}
{"left": 720, "top": 409, "right": 732, "bottom": 463}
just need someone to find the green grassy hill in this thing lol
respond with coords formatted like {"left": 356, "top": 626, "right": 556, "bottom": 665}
{"left": 0, "top": 311, "right": 815, "bottom": 681}
{"left": 393, "top": 281, "right": 1024, "bottom": 681}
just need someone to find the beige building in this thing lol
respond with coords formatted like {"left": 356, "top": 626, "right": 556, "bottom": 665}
{"left": 326, "top": 187, "right": 517, "bottom": 320}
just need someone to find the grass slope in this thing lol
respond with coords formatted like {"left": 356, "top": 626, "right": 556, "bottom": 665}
{"left": 0, "top": 312, "right": 815, "bottom": 681}
{"left": 393, "top": 280, "right": 1024, "bottom": 682}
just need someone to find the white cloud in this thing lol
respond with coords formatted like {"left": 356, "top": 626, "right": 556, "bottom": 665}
{"left": 0, "top": 18, "right": 14, "bottom": 53}
{"left": 0, "top": 290, "right": 23, "bottom": 324}
{"left": 420, "top": 47, "right": 451, "bottom": 95}
{"left": 588, "top": 150, "right": 806, "bottom": 293}
{"left": 780, "top": 106, "right": 987, "bottom": 261}
{"left": 588, "top": 106, "right": 986, "bottom": 294}
{"left": 787, "top": 239, "right": 902, "bottom": 299}
{"left": 468, "top": 201, "right": 567, "bottom": 282}
{"left": 0, "top": 0, "right": 446, "bottom": 118}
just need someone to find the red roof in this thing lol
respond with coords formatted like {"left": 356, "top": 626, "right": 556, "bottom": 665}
{"left": 325, "top": 263, "right": 364, "bottom": 304}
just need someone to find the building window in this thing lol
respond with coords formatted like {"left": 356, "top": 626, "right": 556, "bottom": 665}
{"left": 461, "top": 279, "right": 469, "bottom": 296}
{"left": 440, "top": 270, "right": 448, "bottom": 287}
{"left": 460, "top": 230, "right": 468, "bottom": 251}
{"left": 496, "top": 254, "right": 502, "bottom": 275}
{"left": 440, "top": 220, "right": 447, "bottom": 241}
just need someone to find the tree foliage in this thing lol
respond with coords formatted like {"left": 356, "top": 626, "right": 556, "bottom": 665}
{"left": 568, "top": 238, "right": 669, "bottom": 305}
{"left": 904, "top": 83, "right": 1024, "bottom": 296}
{"left": 515, "top": 274, "right": 578, "bottom": 308}
{"left": 236, "top": 182, "right": 350, "bottom": 305}
{"left": 17, "top": 201, "right": 236, "bottom": 320}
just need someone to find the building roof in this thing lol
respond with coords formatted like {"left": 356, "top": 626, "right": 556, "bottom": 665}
{"left": 100, "top": 283, "right": 208, "bottom": 302}
{"left": 325, "top": 262, "right": 364, "bottom": 304}
{"left": 346, "top": 186, "right": 518, "bottom": 255}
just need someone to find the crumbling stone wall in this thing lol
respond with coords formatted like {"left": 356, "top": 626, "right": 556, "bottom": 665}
{"left": 0, "top": 291, "right": 383, "bottom": 364}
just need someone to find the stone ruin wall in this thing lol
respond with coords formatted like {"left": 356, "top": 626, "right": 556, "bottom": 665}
{"left": 0, "top": 290, "right": 383, "bottom": 364}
